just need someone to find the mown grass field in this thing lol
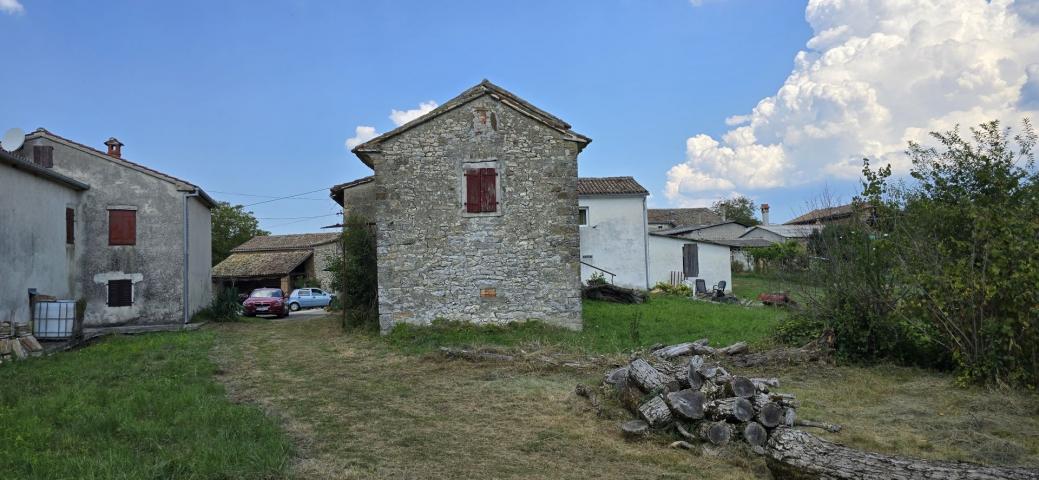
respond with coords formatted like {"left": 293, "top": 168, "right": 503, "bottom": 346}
{"left": 0, "top": 330, "right": 292, "bottom": 479}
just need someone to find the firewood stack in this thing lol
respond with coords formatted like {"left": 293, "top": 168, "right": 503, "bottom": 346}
{"left": 606, "top": 338, "right": 817, "bottom": 454}
{"left": 0, "top": 321, "right": 44, "bottom": 364}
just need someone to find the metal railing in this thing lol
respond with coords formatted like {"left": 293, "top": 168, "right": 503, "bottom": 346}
{"left": 581, "top": 261, "right": 616, "bottom": 284}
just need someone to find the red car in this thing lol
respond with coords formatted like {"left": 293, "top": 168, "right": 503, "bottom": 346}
{"left": 242, "top": 288, "right": 290, "bottom": 318}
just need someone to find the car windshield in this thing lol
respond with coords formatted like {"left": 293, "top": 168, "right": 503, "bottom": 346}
{"left": 251, "top": 289, "right": 282, "bottom": 298}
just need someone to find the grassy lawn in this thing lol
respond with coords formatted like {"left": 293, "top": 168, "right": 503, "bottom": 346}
{"left": 386, "top": 296, "right": 784, "bottom": 355}
{"left": 0, "top": 330, "right": 292, "bottom": 479}
{"left": 731, "top": 272, "right": 817, "bottom": 304}
{"left": 210, "top": 315, "right": 1039, "bottom": 479}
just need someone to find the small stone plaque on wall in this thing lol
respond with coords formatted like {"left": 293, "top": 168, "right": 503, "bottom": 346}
{"left": 480, "top": 288, "right": 497, "bottom": 298}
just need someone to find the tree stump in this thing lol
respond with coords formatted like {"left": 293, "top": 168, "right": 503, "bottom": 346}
{"left": 766, "top": 428, "right": 1039, "bottom": 480}
{"left": 666, "top": 389, "right": 706, "bottom": 420}
{"left": 705, "top": 397, "right": 755, "bottom": 423}
{"left": 758, "top": 402, "right": 784, "bottom": 428}
{"left": 696, "top": 421, "right": 734, "bottom": 445}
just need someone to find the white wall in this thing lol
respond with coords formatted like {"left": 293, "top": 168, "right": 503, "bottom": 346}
{"left": 647, "top": 236, "right": 732, "bottom": 292}
{"left": 739, "top": 227, "right": 786, "bottom": 243}
{"left": 186, "top": 195, "right": 212, "bottom": 319}
{"left": 0, "top": 164, "right": 82, "bottom": 324}
{"left": 578, "top": 195, "right": 648, "bottom": 289}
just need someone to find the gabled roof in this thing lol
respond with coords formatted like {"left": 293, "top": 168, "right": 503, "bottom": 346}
{"left": 351, "top": 80, "right": 591, "bottom": 167}
{"left": 231, "top": 233, "right": 340, "bottom": 253}
{"left": 647, "top": 232, "right": 734, "bottom": 248}
{"left": 0, "top": 149, "right": 90, "bottom": 191}
{"left": 647, "top": 208, "right": 723, "bottom": 227}
{"left": 740, "top": 224, "right": 822, "bottom": 239}
{"left": 329, "top": 175, "right": 374, "bottom": 207}
{"left": 577, "top": 176, "right": 648, "bottom": 196}
{"left": 212, "top": 250, "right": 312, "bottom": 278}
{"left": 785, "top": 203, "right": 856, "bottom": 225}
{"left": 24, "top": 129, "right": 215, "bottom": 208}
{"left": 655, "top": 220, "right": 750, "bottom": 236}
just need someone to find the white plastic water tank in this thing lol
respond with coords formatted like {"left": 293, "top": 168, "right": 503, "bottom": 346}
{"left": 33, "top": 300, "right": 76, "bottom": 339}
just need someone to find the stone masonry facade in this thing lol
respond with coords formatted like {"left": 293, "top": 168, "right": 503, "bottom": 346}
{"left": 355, "top": 83, "right": 588, "bottom": 333}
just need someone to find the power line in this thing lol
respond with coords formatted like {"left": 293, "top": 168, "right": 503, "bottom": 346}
{"left": 256, "top": 213, "right": 341, "bottom": 220}
{"left": 265, "top": 215, "right": 341, "bottom": 229}
{"left": 243, "top": 187, "right": 335, "bottom": 207}
{"left": 210, "top": 190, "right": 330, "bottom": 201}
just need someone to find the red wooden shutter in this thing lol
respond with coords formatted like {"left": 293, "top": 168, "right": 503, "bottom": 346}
{"left": 65, "top": 208, "right": 74, "bottom": 244}
{"left": 480, "top": 168, "right": 497, "bottom": 212}
{"left": 465, "top": 169, "right": 481, "bottom": 213}
{"left": 109, "top": 210, "right": 137, "bottom": 245}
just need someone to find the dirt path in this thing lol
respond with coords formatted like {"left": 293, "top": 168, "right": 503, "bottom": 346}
{"left": 210, "top": 316, "right": 764, "bottom": 479}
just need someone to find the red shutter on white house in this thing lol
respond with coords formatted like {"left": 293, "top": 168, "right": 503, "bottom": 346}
{"left": 65, "top": 208, "right": 74, "bottom": 244}
{"left": 109, "top": 210, "right": 137, "bottom": 245}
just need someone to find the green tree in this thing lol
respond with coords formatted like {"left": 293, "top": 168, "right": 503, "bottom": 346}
{"left": 211, "top": 202, "right": 269, "bottom": 266}
{"left": 327, "top": 213, "right": 379, "bottom": 330}
{"left": 711, "top": 195, "right": 760, "bottom": 225}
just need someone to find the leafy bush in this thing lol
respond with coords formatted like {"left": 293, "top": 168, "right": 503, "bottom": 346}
{"left": 328, "top": 213, "right": 379, "bottom": 331}
{"left": 803, "top": 120, "right": 1039, "bottom": 386}
{"left": 773, "top": 314, "right": 825, "bottom": 347}
{"left": 652, "top": 282, "right": 692, "bottom": 296}
{"left": 193, "top": 288, "right": 242, "bottom": 323}
{"left": 747, "top": 241, "right": 808, "bottom": 273}
{"left": 587, "top": 271, "right": 607, "bottom": 286}
{"left": 730, "top": 259, "right": 746, "bottom": 274}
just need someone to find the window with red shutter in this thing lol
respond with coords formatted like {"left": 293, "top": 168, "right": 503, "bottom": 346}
{"left": 464, "top": 167, "right": 498, "bottom": 214}
{"left": 109, "top": 210, "right": 137, "bottom": 245}
{"left": 65, "top": 208, "right": 74, "bottom": 244}
{"left": 465, "top": 169, "right": 482, "bottom": 213}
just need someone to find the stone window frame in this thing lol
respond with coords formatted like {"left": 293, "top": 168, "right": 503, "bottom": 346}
{"left": 459, "top": 159, "right": 504, "bottom": 218}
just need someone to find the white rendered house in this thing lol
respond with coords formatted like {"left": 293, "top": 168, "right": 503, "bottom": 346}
{"left": 577, "top": 177, "right": 650, "bottom": 289}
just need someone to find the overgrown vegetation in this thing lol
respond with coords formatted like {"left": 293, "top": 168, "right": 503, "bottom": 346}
{"left": 651, "top": 281, "right": 692, "bottom": 296}
{"left": 0, "top": 330, "right": 291, "bottom": 478}
{"left": 210, "top": 201, "right": 269, "bottom": 266}
{"left": 800, "top": 120, "right": 1039, "bottom": 387}
{"left": 747, "top": 240, "right": 808, "bottom": 274}
{"left": 711, "top": 195, "right": 760, "bottom": 226}
{"left": 192, "top": 287, "right": 243, "bottom": 323}
{"left": 327, "top": 213, "right": 379, "bottom": 330}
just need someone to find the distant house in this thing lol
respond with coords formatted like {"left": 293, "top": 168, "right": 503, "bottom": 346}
{"left": 738, "top": 224, "right": 821, "bottom": 244}
{"left": 785, "top": 203, "right": 870, "bottom": 226}
{"left": 577, "top": 177, "right": 649, "bottom": 289}
{"left": 656, "top": 220, "right": 751, "bottom": 241}
{"left": 343, "top": 80, "right": 590, "bottom": 332}
{"left": 2, "top": 129, "right": 214, "bottom": 334}
{"left": 330, "top": 175, "right": 375, "bottom": 218}
{"left": 647, "top": 234, "right": 732, "bottom": 291}
{"left": 647, "top": 208, "right": 722, "bottom": 230}
{"left": 212, "top": 233, "right": 340, "bottom": 294}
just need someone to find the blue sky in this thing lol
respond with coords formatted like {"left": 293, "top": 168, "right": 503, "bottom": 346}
{"left": 3, "top": 0, "right": 1037, "bottom": 233}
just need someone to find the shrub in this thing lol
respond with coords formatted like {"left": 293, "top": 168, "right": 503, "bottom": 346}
{"left": 587, "top": 271, "right": 607, "bottom": 286}
{"left": 193, "top": 288, "right": 242, "bottom": 323}
{"left": 328, "top": 213, "right": 379, "bottom": 331}
{"left": 652, "top": 282, "right": 692, "bottom": 296}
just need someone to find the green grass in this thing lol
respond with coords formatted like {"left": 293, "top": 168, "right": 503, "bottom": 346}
{"left": 732, "top": 271, "right": 818, "bottom": 304}
{"left": 386, "top": 296, "right": 784, "bottom": 354}
{"left": 0, "top": 331, "right": 292, "bottom": 479}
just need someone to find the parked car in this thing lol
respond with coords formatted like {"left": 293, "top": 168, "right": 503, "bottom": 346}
{"left": 287, "top": 288, "right": 333, "bottom": 311}
{"left": 242, "top": 288, "right": 289, "bottom": 318}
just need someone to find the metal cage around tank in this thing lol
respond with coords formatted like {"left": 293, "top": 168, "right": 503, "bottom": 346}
{"left": 32, "top": 300, "right": 76, "bottom": 339}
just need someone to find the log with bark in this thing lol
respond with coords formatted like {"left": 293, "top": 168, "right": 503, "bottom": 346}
{"left": 704, "top": 397, "right": 755, "bottom": 423}
{"left": 742, "top": 421, "right": 768, "bottom": 447}
{"left": 628, "top": 358, "right": 668, "bottom": 392}
{"left": 725, "top": 376, "right": 757, "bottom": 398}
{"left": 620, "top": 419, "right": 649, "bottom": 438}
{"left": 695, "top": 421, "right": 735, "bottom": 446}
{"left": 765, "top": 428, "right": 1039, "bottom": 480}
{"left": 638, "top": 395, "right": 673, "bottom": 428}
{"left": 582, "top": 284, "right": 647, "bottom": 304}
{"left": 665, "top": 389, "right": 705, "bottom": 420}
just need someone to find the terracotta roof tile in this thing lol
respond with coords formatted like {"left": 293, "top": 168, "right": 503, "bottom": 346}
{"left": 647, "top": 208, "right": 722, "bottom": 227}
{"left": 212, "top": 250, "right": 312, "bottom": 278}
{"left": 577, "top": 176, "right": 648, "bottom": 196}
{"left": 231, "top": 233, "right": 340, "bottom": 252}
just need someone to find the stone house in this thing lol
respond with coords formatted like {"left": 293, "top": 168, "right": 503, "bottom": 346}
{"left": 340, "top": 80, "right": 590, "bottom": 332}
{"left": 3, "top": 129, "right": 213, "bottom": 334}
{"left": 647, "top": 208, "right": 722, "bottom": 231}
{"left": 212, "top": 233, "right": 340, "bottom": 294}
{"left": 577, "top": 177, "right": 649, "bottom": 290}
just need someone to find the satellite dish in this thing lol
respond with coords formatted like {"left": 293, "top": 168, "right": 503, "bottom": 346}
{"left": 1, "top": 128, "right": 24, "bottom": 152}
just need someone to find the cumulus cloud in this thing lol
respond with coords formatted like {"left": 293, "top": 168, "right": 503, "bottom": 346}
{"left": 0, "top": 0, "right": 24, "bottom": 14}
{"left": 665, "top": 0, "right": 1039, "bottom": 206}
{"left": 345, "top": 126, "right": 377, "bottom": 150}
{"left": 345, "top": 100, "right": 439, "bottom": 151}
{"left": 389, "top": 100, "right": 438, "bottom": 127}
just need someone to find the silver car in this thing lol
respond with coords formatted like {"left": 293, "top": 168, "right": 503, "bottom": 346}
{"left": 287, "top": 288, "right": 334, "bottom": 311}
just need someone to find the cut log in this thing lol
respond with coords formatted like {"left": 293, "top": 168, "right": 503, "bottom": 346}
{"left": 583, "top": 284, "right": 647, "bottom": 304}
{"left": 620, "top": 419, "right": 649, "bottom": 438}
{"left": 696, "top": 421, "right": 734, "bottom": 445}
{"left": 794, "top": 419, "right": 842, "bottom": 433}
{"left": 725, "top": 377, "right": 757, "bottom": 398}
{"left": 655, "top": 342, "right": 695, "bottom": 359}
{"left": 638, "top": 395, "right": 673, "bottom": 428}
{"left": 717, "top": 341, "right": 749, "bottom": 355}
{"left": 700, "top": 380, "right": 724, "bottom": 399}
{"left": 687, "top": 369, "right": 704, "bottom": 391}
{"left": 688, "top": 354, "right": 705, "bottom": 372}
{"left": 743, "top": 421, "right": 769, "bottom": 447}
{"left": 758, "top": 402, "right": 784, "bottom": 428}
{"left": 705, "top": 397, "right": 755, "bottom": 423}
{"left": 783, "top": 407, "right": 796, "bottom": 427}
{"left": 765, "top": 428, "right": 1039, "bottom": 480}
{"left": 666, "top": 389, "right": 706, "bottom": 420}
{"left": 628, "top": 358, "right": 668, "bottom": 392}
{"left": 438, "top": 347, "right": 514, "bottom": 362}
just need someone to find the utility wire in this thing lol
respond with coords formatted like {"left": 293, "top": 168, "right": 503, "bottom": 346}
{"left": 256, "top": 213, "right": 341, "bottom": 220}
{"left": 242, "top": 187, "right": 335, "bottom": 207}
{"left": 210, "top": 190, "right": 330, "bottom": 201}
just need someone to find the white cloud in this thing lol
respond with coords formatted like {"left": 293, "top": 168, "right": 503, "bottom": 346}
{"left": 345, "top": 126, "right": 377, "bottom": 150}
{"left": 0, "top": 0, "right": 24, "bottom": 14}
{"left": 389, "top": 100, "right": 438, "bottom": 127}
{"left": 665, "top": 0, "right": 1039, "bottom": 205}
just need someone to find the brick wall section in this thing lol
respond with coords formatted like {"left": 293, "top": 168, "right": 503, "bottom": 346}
{"left": 369, "top": 95, "right": 583, "bottom": 332}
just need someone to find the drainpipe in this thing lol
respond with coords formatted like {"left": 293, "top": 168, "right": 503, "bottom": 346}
{"left": 641, "top": 195, "right": 650, "bottom": 290}
{"left": 183, "top": 191, "right": 200, "bottom": 324}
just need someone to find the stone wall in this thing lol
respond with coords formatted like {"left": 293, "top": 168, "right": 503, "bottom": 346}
{"left": 369, "top": 95, "right": 583, "bottom": 332}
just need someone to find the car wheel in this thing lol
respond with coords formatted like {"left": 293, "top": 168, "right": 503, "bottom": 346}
{"left": 289, "top": 302, "right": 301, "bottom": 312}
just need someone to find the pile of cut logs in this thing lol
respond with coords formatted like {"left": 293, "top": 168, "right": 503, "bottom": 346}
{"left": 596, "top": 338, "right": 1039, "bottom": 479}
{"left": 605, "top": 338, "right": 830, "bottom": 454}
{"left": 0, "top": 322, "right": 44, "bottom": 364}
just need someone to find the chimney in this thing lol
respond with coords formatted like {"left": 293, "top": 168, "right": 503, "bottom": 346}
{"left": 104, "top": 137, "right": 124, "bottom": 158}
{"left": 761, "top": 204, "right": 770, "bottom": 225}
